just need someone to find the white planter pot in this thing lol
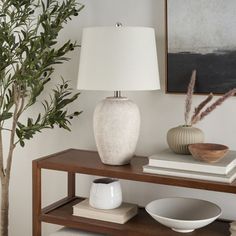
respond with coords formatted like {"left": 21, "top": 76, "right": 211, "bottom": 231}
{"left": 167, "top": 125, "right": 204, "bottom": 154}
{"left": 89, "top": 178, "right": 122, "bottom": 210}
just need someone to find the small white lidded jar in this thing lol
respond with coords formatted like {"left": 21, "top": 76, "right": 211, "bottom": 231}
{"left": 89, "top": 178, "right": 122, "bottom": 210}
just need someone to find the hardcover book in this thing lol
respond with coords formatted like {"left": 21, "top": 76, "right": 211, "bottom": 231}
{"left": 50, "top": 227, "right": 103, "bottom": 236}
{"left": 148, "top": 149, "right": 236, "bottom": 175}
{"left": 143, "top": 165, "right": 236, "bottom": 183}
{"left": 73, "top": 199, "right": 138, "bottom": 224}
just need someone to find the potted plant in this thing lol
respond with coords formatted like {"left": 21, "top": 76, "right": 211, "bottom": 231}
{"left": 0, "top": 1, "right": 84, "bottom": 235}
{"left": 167, "top": 70, "right": 236, "bottom": 154}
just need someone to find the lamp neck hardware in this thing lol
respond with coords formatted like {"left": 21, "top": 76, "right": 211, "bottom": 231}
{"left": 114, "top": 91, "right": 122, "bottom": 98}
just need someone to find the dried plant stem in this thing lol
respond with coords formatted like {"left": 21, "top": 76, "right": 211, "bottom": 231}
{"left": 184, "top": 70, "right": 196, "bottom": 125}
{"left": 191, "top": 93, "right": 213, "bottom": 125}
{"left": 194, "top": 88, "right": 236, "bottom": 124}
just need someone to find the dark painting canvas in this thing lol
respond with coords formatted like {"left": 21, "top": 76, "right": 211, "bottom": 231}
{"left": 166, "top": 0, "right": 236, "bottom": 94}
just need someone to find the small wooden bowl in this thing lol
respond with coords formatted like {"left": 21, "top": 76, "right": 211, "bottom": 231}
{"left": 188, "top": 143, "right": 229, "bottom": 163}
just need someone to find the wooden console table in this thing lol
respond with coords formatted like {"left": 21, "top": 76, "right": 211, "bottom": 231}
{"left": 32, "top": 149, "right": 231, "bottom": 236}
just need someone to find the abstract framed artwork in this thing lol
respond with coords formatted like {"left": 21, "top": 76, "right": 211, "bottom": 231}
{"left": 166, "top": 0, "right": 236, "bottom": 94}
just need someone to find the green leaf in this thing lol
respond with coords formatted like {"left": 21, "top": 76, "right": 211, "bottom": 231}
{"left": 17, "top": 122, "right": 25, "bottom": 129}
{"left": 0, "top": 112, "right": 13, "bottom": 122}
{"left": 16, "top": 128, "right": 22, "bottom": 139}
{"left": 27, "top": 118, "right": 33, "bottom": 126}
{"left": 36, "top": 114, "right": 41, "bottom": 123}
{"left": 20, "top": 140, "right": 25, "bottom": 147}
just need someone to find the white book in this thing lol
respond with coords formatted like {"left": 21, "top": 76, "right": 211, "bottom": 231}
{"left": 143, "top": 165, "right": 236, "bottom": 183}
{"left": 149, "top": 149, "right": 236, "bottom": 175}
{"left": 50, "top": 227, "right": 103, "bottom": 236}
{"left": 73, "top": 199, "right": 138, "bottom": 224}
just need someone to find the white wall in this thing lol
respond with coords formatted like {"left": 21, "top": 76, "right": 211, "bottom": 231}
{"left": 6, "top": 0, "right": 236, "bottom": 235}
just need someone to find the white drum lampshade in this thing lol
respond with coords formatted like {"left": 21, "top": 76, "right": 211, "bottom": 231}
{"left": 77, "top": 26, "right": 160, "bottom": 165}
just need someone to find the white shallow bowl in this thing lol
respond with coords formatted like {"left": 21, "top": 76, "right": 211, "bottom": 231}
{"left": 145, "top": 198, "right": 221, "bottom": 233}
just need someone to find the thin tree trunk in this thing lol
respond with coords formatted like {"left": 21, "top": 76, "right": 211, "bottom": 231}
{"left": 1, "top": 178, "right": 9, "bottom": 236}
{"left": 0, "top": 87, "right": 20, "bottom": 236}
{"left": 0, "top": 142, "right": 15, "bottom": 236}
{"left": 0, "top": 140, "right": 16, "bottom": 236}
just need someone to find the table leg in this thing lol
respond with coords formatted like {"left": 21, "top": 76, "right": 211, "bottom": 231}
{"left": 32, "top": 161, "right": 42, "bottom": 236}
{"left": 68, "top": 172, "right": 75, "bottom": 198}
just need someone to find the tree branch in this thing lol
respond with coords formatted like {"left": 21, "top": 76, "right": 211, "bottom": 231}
{"left": 5, "top": 86, "right": 21, "bottom": 178}
{"left": 0, "top": 128, "right": 12, "bottom": 132}
{"left": 16, "top": 95, "right": 25, "bottom": 119}
{"left": 0, "top": 129, "right": 4, "bottom": 179}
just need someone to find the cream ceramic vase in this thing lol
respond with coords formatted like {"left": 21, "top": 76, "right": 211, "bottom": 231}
{"left": 167, "top": 125, "right": 204, "bottom": 154}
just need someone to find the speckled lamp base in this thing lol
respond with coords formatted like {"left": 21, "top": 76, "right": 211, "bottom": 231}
{"left": 93, "top": 97, "right": 140, "bottom": 165}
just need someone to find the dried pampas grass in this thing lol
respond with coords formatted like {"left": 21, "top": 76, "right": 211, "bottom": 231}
{"left": 191, "top": 93, "right": 213, "bottom": 125}
{"left": 184, "top": 70, "right": 196, "bottom": 125}
{"left": 183, "top": 70, "right": 236, "bottom": 126}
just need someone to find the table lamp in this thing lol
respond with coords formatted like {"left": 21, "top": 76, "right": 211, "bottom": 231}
{"left": 77, "top": 24, "right": 160, "bottom": 165}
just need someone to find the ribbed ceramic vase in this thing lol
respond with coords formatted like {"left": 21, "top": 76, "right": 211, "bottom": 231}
{"left": 167, "top": 125, "right": 204, "bottom": 154}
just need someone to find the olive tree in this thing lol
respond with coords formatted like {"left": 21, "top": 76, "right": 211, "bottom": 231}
{"left": 0, "top": 1, "right": 83, "bottom": 235}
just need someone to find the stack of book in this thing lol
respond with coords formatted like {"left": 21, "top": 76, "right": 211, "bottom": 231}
{"left": 73, "top": 199, "right": 138, "bottom": 224}
{"left": 143, "top": 149, "right": 236, "bottom": 183}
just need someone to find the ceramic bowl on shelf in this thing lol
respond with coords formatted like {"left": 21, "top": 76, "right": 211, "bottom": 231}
{"left": 188, "top": 143, "right": 229, "bottom": 163}
{"left": 145, "top": 198, "right": 221, "bottom": 233}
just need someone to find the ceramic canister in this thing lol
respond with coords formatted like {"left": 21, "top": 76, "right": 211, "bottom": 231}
{"left": 89, "top": 178, "right": 122, "bottom": 210}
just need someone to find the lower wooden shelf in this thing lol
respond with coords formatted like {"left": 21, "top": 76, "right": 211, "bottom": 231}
{"left": 40, "top": 197, "right": 230, "bottom": 236}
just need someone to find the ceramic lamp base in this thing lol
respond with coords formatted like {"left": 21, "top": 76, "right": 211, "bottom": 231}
{"left": 93, "top": 97, "right": 140, "bottom": 165}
